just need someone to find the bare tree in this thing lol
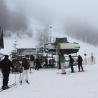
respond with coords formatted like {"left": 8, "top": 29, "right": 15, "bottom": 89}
{"left": 37, "top": 27, "right": 50, "bottom": 46}
{"left": 64, "top": 21, "right": 98, "bottom": 46}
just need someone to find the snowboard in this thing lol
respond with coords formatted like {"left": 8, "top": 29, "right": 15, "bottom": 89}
{"left": 0, "top": 83, "right": 16, "bottom": 92}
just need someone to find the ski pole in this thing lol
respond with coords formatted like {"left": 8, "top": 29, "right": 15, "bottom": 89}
{"left": 15, "top": 72, "right": 16, "bottom": 84}
{"left": 14, "top": 71, "right": 17, "bottom": 88}
{"left": 14, "top": 64, "right": 17, "bottom": 87}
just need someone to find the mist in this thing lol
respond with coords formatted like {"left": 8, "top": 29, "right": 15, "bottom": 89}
{"left": 64, "top": 20, "right": 98, "bottom": 46}
{"left": 1, "top": 0, "right": 98, "bottom": 46}
{"left": 0, "top": 0, "right": 28, "bottom": 37}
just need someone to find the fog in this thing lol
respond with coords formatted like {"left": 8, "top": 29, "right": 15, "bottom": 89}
{"left": 65, "top": 20, "right": 98, "bottom": 46}
{"left": 0, "top": 0, "right": 28, "bottom": 36}
{"left": 1, "top": 0, "right": 98, "bottom": 45}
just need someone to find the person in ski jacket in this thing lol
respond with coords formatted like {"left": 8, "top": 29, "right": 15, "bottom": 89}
{"left": 77, "top": 55, "right": 84, "bottom": 72}
{"left": 29, "top": 55, "right": 35, "bottom": 73}
{"left": 34, "top": 56, "right": 41, "bottom": 70}
{"left": 69, "top": 55, "right": 74, "bottom": 73}
{"left": 19, "top": 57, "right": 30, "bottom": 84}
{"left": 45, "top": 57, "right": 48, "bottom": 67}
{"left": 0, "top": 55, "right": 13, "bottom": 90}
{"left": 59, "top": 51, "right": 66, "bottom": 74}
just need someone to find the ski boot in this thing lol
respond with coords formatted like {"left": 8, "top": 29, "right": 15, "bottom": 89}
{"left": 20, "top": 80, "right": 22, "bottom": 85}
{"left": 25, "top": 80, "right": 30, "bottom": 84}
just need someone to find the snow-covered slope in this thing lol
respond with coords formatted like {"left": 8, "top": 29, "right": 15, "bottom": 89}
{"left": 0, "top": 62, "right": 98, "bottom": 98}
{"left": 0, "top": 34, "right": 98, "bottom": 55}
{"left": 0, "top": 35, "right": 37, "bottom": 55}
{"left": 0, "top": 36, "right": 98, "bottom": 98}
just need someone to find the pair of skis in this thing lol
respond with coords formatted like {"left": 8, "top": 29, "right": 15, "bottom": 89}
{"left": 0, "top": 80, "right": 30, "bottom": 92}
{"left": 20, "top": 81, "right": 30, "bottom": 85}
{"left": 0, "top": 83, "right": 16, "bottom": 92}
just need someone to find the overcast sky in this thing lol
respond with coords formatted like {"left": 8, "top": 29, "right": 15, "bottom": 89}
{"left": 0, "top": 0, "right": 98, "bottom": 45}
{"left": 6, "top": 0, "right": 98, "bottom": 28}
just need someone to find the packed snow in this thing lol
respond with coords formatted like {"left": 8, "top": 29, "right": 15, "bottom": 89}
{"left": 0, "top": 37, "right": 98, "bottom": 98}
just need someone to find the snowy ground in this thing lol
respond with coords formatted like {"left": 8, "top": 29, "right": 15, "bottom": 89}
{"left": 0, "top": 60, "right": 98, "bottom": 98}
{"left": 0, "top": 37, "right": 98, "bottom": 98}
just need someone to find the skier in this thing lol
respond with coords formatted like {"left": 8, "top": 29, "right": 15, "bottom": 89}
{"left": 84, "top": 53, "right": 87, "bottom": 64}
{"left": 44, "top": 57, "right": 48, "bottom": 67}
{"left": 29, "top": 55, "right": 35, "bottom": 73}
{"left": 51, "top": 58, "right": 55, "bottom": 68}
{"left": 19, "top": 57, "right": 30, "bottom": 84}
{"left": 49, "top": 59, "right": 52, "bottom": 67}
{"left": 59, "top": 51, "right": 66, "bottom": 74}
{"left": 0, "top": 55, "right": 13, "bottom": 90}
{"left": 77, "top": 55, "right": 84, "bottom": 72}
{"left": 34, "top": 56, "right": 41, "bottom": 70}
{"left": 90, "top": 52, "right": 95, "bottom": 64}
{"left": 69, "top": 55, "right": 74, "bottom": 73}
